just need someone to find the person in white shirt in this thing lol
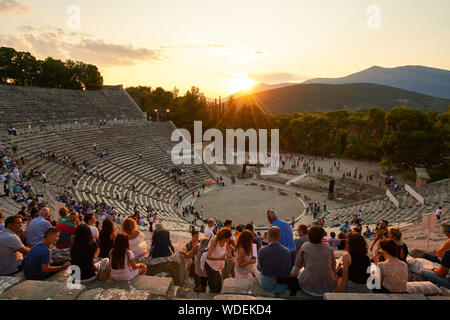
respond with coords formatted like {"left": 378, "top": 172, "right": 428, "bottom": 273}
{"left": 204, "top": 219, "right": 215, "bottom": 239}
{"left": 86, "top": 184, "right": 91, "bottom": 193}
{"left": 435, "top": 206, "right": 443, "bottom": 220}
{"left": 85, "top": 213, "right": 99, "bottom": 243}
{"left": 110, "top": 234, "right": 147, "bottom": 281}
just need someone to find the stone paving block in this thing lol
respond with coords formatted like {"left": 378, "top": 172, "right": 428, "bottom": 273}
{"left": 0, "top": 276, "right": 23, "bottom": 295}
{"left": 221, "top": 278, "right": 278, "bottom": 298}
{"left": 214, "top": 294, "right": 285, "bottom": 300}
{"left": 131, "top": 275, "right": 174, "bottom": 299}
{"left": 77, "top": 288, "right": 105, "bottom": 300}
{"left": 99, "top": 288, "right": 150, "bottom": 300}
{"left": 0, "top": 280, "right": 85, "bottom": 300}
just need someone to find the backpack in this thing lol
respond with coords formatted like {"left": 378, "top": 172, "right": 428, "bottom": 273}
{"left": 198, "top": 237, "right": 212, "bottom": 255}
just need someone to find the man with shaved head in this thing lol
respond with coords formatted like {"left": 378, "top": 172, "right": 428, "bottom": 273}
{"left": 26, "top": 207, "right": 52, "bottom": 248}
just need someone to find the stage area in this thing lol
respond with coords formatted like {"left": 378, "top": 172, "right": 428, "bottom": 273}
{"left": 194, "top": 184, "right": 305, "bottom": 228}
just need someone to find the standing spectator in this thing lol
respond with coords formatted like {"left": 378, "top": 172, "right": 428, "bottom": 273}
{"left": 435, "top": 206, "right": 443, "bottom": 221}
{"left": 24, "top": 228, "right": 70, "bottom": 280}
{"left": 336, "top": 233, "right": 371, "bottom": 293}
{"left": 291, "top": 225, "right": 337, "bottom": 297}
{"left": 256, "top": 226, "right": 291, "bottom": 294}
{"left": 110, "top": 234, "right": 147, "bottom": 281}
{"left": 26, "top": 207, "right": 52, "bottom": 248}
{"left": 266, "top": 208, "right": 296, "bottom": 266}
{"left": 0, "top": 215, "right": 30, "bottom": 275}
{"left": 201, "top": 227, "right": 233, "bottom": 293}
{"left": 204, "top": 218, "right": 215, "bottom": 239}
{"left": 372, "top": 239, "right": 408, "bottom": 293}
{"left": 180, "top": 230, "right": 208, "bottom": 292}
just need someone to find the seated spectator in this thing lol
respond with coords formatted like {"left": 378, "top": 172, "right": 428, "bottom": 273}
{"left": 26, "top": 207, "right": 52, "bottom": 248}
{"left": 266, "top": 208, "right": 296, "bottom": 267}
{"left": 58, "top": 207, "right": 69, "bottom": 222}
{"left": 150, "top": 223, "right": 175, "bottom": 258}
{"left": 340, "top": 221, "right": 350, "bottom": 236}
{"left": 180, "top": 230, "right": 208, "bottom": 293}
{"left": 419, "top": 250, "right": 450, "bottom": 289}
{"left": 257, "top": 226, "right": 291, "bottom": 294}
{"left": 336, "top": 233, "right": 371, "bottom": 293}
{"left": 99, "top": 218, "right": 117, "bottom": 258}
{"left": 0, "top": 215, "right": 30, "bottom": 275}
{"left": 363, "top": 226, "right": 372, "bottom": 238}
{"left": 372, "top": 239, "right": 408, "bottom": 293}
{"left": 388, "top": 227, "right": 408, "bottom": 263}
{"left": 201, "top": 227, "right": 233, "bottom": 293}
{"left": 0, "top": 211, "right": 4, "bottom": 231}
{"left": 110, "top": 234, "right": 147, "bottom": 281}
{"left": 55, "top": 212, "right": 78, "bottom": 249}
{"left": 291, "top": 225, "right": 337, "bottom": 297}
{"left": 70, "top": 224, "right": 101, "bottom": 283}
{"left": 294, "top": 224, "right": 309, "bottom": 257}
{"left": 121, "top": 218, "right": 148, "bottom": 258}
{"left": 235, "top": 230, "right": 257, "bottom": 279}
{"left": 85, "top": 213, "right": 99, "bottom": 244}
{"left": 327, "top": 232, "right": 339, "bottom": 250}
{"left": 423, "top": 223, "right": 450, "bottom": 264}
{"left": 337, "top": 232, "right": 347, "bottom": 250}
{"left": 24, "top": 228, "right": 70, "bottom": 280}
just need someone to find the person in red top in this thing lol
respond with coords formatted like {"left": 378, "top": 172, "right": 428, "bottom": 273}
{"left": 55, "top": 212, "right": 78, "bottom": 249}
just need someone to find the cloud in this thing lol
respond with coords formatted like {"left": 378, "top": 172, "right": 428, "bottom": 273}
{"left": 0, "top": 27, "right": 163, "bottom": 67}
{"left": 247, "top": 72, "right": 309, "bottom": 83}
{"left": 0, "top": 0, "right": 30, "bottom": 15}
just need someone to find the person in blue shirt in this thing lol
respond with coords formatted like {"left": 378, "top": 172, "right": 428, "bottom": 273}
{"left": 257, "top": 226, "right": 291, "bottom": 294}
{"left": 24, "top": 227, "right": 70, "bottom": 280}
{"left": 266, "top": 208, "right": 296, "bottom": 266}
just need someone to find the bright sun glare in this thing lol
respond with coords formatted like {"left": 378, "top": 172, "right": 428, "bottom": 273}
{"left": 227, "top": 78, "right": 255, "bottom": 94}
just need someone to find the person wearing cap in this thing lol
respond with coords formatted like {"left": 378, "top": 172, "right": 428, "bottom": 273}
{"left": 423, "top": 223, "right": 450, "bottom": 263}
{"left": 266, "top": 208, "right": 296, "bottom": 267}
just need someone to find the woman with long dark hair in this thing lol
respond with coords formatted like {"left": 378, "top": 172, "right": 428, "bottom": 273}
{"left": 235, "top": 230, "right": 256, "bottom": 279}
{"left": 337, "top": 232, "right": 371, "bottom": 293}
{"left": 110, "top": 233, "right": 147, "bottom": 281}
{"left": 70, "top": 224, "right": 99, "bottom": 283}
{"left": 99, "top": 218, "right": 117, "bottom": 258}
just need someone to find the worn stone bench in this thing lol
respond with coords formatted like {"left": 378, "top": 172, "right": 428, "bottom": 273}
{"left": 323, "top": 293, "right": 427, "bottom": 300}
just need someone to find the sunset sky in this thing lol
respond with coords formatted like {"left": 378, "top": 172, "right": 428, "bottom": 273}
{"left": 1, "top": 0, "right": 449, "bottom": 97}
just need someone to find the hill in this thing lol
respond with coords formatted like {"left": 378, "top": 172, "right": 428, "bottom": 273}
{"left": 234, "top": 83, "right": 450, "bottom": 114}
{"left": 303, "top": 65, "right": 450, "bottom": 99}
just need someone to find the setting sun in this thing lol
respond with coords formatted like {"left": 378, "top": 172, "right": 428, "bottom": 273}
{"left": 226, "top": 77, "right": 255, "bottom": 94}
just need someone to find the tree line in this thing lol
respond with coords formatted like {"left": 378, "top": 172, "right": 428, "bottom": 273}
{"left": 0, "top": 46, "right": 103, "bottom": 90}
{"left": 126, "top": 86, "right": 450, "bottom": 171}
